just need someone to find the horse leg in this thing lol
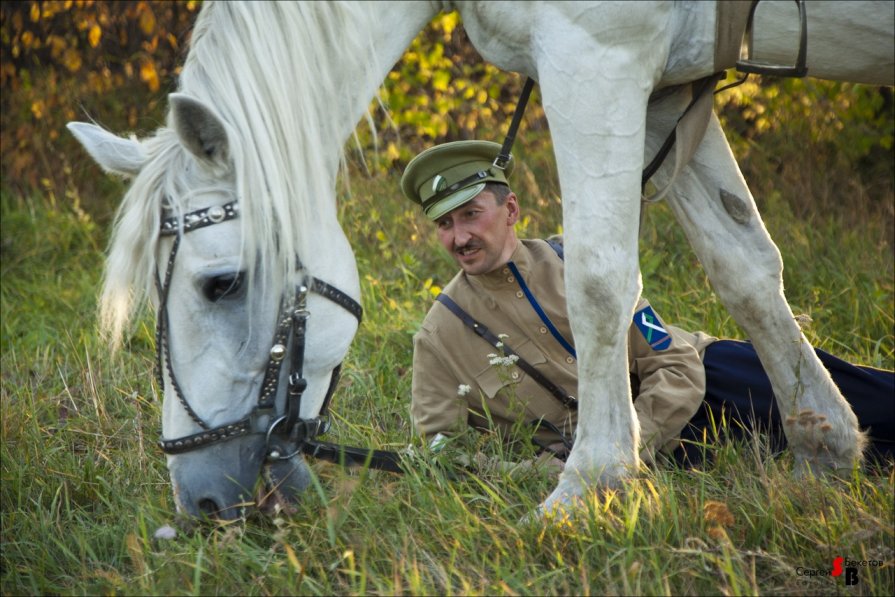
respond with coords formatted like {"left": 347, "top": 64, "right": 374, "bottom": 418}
{"left": 663, "top": 114, "right": 865, "bottom": 474}
{"left": 546, "top": 119, "right": 644, "bottom": 507}
{"left": 533, "top": 24, "right": 671, "bottom": 510}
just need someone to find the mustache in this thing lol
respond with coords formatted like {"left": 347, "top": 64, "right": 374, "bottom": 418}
{"left": 454, "top": 241, "right": 481, "bottom": 253}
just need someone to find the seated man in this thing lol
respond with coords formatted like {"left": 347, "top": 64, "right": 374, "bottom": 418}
{"left": 400, "top": 140, "right": 894, "bottom": 469}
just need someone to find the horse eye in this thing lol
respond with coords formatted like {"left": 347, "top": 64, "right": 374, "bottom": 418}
{"left": 203, "top": 272, "right": 245, "bottom": 303}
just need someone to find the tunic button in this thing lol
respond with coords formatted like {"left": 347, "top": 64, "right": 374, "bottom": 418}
{"left": 516, "top": 291, "right": 524, "bottom": 299}
{"left": 511, "top": 371, "right": 520, "bottom": 380}
{"left": 507, "top": 276, "right": 515, "bottom": 283}
{"left": 502, "top": 267, "right": 510, "bottom": 274}
{"left": 539, "top": 326, "right": 547, "bottom": 334}
{"left": 566, "top": 356, "right": 575, "bottom": 364}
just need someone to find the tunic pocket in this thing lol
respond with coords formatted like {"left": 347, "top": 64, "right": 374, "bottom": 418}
{"left": 473, "top": 338, "right": 548, "bottom": 399}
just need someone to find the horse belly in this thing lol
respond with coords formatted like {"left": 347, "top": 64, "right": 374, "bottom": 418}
{"left": 456, "top": 1, "right": 538, "bottom": 75}
{"left": 458, "top": 1, "right": 675, "bottom": 80}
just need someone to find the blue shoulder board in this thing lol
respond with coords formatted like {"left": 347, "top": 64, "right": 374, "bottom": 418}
{"left": 634, "top": 305, "right": 671, "bottom": 351}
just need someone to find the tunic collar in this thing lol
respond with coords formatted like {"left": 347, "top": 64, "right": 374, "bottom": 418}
{"left": 465, "top": 239, "right": 538, "bottom": 292}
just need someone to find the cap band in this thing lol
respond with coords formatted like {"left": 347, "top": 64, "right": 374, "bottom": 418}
{"left": 421, "top": 168, "right": 493, "bottom": 209}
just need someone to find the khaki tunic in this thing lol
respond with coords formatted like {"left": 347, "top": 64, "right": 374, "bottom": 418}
{"left": 411, "top": 239, "right": 717, "bottom": 460}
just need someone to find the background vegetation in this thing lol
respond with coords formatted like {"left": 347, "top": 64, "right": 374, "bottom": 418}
{"left": 2, "top": 2, "right": 893, "bottom": 595}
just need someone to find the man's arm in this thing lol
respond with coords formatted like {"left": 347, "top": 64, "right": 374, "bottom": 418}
{"left": 628, "top": 299, "right": 706, "bottom": 463}
{"left": 410, "top": 326, "right": 468, "bottom": 441}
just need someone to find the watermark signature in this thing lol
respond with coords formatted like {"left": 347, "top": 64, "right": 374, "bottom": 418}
{"left": 796, "top": 556, "right": 884, "bottom": 586}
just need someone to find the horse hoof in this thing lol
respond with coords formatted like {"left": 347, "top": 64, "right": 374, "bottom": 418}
{"left": 784, "top": 408, "right": 865, "bottom": 476}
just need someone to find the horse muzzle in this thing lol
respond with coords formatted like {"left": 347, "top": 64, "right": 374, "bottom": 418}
{"left": 166, "top": 435, "right": 309, "bottom": 520}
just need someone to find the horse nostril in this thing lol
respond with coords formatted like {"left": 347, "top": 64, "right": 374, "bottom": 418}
{"left": 198, "top": 498, "right": 220, "bottom": 517}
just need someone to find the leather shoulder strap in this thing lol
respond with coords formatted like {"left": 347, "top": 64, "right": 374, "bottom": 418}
{"left": 545, "top": 237, "right": 564, "bottom": 261}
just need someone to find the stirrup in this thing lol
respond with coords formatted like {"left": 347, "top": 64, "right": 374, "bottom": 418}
{"left": 736, "top": 0, "right": 808, "bottom": 78}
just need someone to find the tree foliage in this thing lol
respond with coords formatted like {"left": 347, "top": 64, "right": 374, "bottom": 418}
{"left": 2, "top": 1, "right": 892, "bottom": 229}
{"left": 1, "top": 0, "right": 198, "bottom": 202}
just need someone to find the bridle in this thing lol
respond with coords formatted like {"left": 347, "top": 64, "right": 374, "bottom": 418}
{"left": 153, "top": 200, "right": 388, "bottom": 467}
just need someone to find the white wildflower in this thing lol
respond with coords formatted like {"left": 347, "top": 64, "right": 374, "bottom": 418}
{"left": 489, "top": 354, "right": 520, "bottom": 367}
{"left": 497, "top": 334, "right": 509, "bottom": 340}
{"left": 153, "top": 525, "right": 178, "bottom": 540}
{"left": 496, "top": 354, "right": 520, "bottom": 367}
{"left": 430, "top": 433, "right": 450, "bottom": 452}
{"left": 457, "top": 384, "right": 471, "bottom": 396}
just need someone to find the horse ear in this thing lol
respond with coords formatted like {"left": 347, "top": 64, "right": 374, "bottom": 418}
{"left": 66, "top": 122, "right": 147, "bottom": 177}
{"left": 169, "top": 93, "right": 230, "bottom": 166}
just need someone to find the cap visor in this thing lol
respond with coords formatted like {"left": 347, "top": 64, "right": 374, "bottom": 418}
{"left": 424, "top": 183, "right": 487, "bottom": 220}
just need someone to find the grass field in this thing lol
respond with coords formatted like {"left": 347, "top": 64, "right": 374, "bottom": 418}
{"left": 3, "top": 119, "right": 893, "bottom": 595}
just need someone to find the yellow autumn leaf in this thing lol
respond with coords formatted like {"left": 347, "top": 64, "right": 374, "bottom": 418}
{"left": 63, "top": 47, "right": 82, "bottom": 73}
{"left": 440, "top": 12, "right": 459, "bottom": 36}
{"left": 30, "top": 100, "right": 45, "bottom": 119}
{"left": 140, "top": 60, "right": 160, "bottom": 92}
{"left": 139, "top": 7, "right": 157, "bottom": 36}
{"left": 386, "top": 142, "right": 400, "bottom": 162}
{"left": 432, "top": 70, "right": 450, "bottom": 92}
{"left": 47, "top": 35, "right": 66, "bottom": 59}
{"left": 88, "top": 24, "right": 102, "bottom": 48}
{"left": 30, "top": 2, "right": 40, "bottom": 22}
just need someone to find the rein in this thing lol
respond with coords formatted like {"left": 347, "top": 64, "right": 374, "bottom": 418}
{"left": 154, "top": 202, "right": 403, "bottom": 473}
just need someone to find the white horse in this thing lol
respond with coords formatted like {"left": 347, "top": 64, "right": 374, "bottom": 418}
{"left": 68, "top": 1, "right": 893, "bottom": 519}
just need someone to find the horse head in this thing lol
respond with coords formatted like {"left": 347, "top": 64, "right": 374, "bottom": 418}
{"left": 68, "top": 93, "right": 361, "bottom": 519}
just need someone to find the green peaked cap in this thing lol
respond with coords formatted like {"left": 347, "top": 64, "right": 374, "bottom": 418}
{"left": 400, "top": 140, "right": 515, "bottom": 220}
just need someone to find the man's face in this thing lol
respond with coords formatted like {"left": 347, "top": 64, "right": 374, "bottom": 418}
{"left": 434, "top": 190, "right": 519, "bottom": 275}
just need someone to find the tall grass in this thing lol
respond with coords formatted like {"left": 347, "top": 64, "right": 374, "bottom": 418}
{"left": 3, "top": 120, "right": 893, "bottom": 594}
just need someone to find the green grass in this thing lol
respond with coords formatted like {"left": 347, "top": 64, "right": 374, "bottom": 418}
{"left": 2, "top": 138, "right": 893, "bottom": 596}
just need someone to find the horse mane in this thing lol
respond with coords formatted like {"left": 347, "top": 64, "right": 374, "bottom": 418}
{"left": 101, "top": 1, "right": 376, "bottom": 346}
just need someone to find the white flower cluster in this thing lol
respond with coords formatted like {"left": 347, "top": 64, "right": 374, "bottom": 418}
{"left": 457, "top": 384, "right": 472, "bottom": 396}
{"left": 488, "top": 353, "right": 520, "bottom": 367}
